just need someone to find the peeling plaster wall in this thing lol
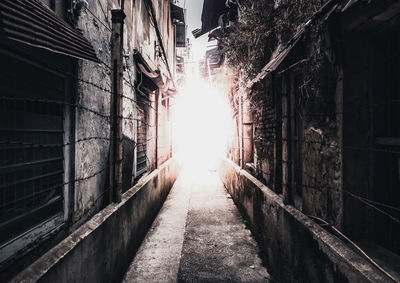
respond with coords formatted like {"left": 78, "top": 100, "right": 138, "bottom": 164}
{"left": 1, "top": 0, "right": 176, "bottom": 278}
{"left": 73, "top": 0, "right": 176, "bottom": 225}
{"left": 74, "top": 0, "right": 113, "bottom": 223}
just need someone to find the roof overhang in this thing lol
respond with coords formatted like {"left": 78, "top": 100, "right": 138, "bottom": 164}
{"left": 247, "top": 0, "right": 340, "bottom": 89}
{"left": 137, "top": 63, "right": 163, "bottom": 92}
{"left": 192, "top": 0, "right": 228, "bottom": 38}
{"left": 171, "top": 3, "right": 185, "bottom": 23}
{"left": 246, "top": 32, "right": 304, "bottom": 89}
{"left": 341, "top": 0, "right": 400, "bottom": 30}
{"left": 0, "top": 0, "right": 100, "bottom": 63}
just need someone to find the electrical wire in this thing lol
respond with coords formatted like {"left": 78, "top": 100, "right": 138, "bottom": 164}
{"left": 308, "top": 215, "right": 399, "bottom": 283}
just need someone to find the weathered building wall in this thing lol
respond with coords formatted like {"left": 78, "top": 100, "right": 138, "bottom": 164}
{"left": 73, "top": 0, "right": 114, "bottom": 224}
{"left": 0, "top": 0, "right": 178, "bottom": 278}
{"left": 224, "top": 0, "right": 400, "bottom": 278}
{"left": 11, "top": 158, "right": 181, "bottom": 283}
{"left": 218, "top": 158, "right": 388, "bottom": 283}
{"left": 228, "top": 0, "right": 343, "bottom": 229}
{"left": 252, "top": 82, "right": 276, "bottom": 190}
{"left": 292, "top": 20, "right": 342, "bottom": 227}
{"left": 73, "top": 0, "right": 176, "bottom": 222}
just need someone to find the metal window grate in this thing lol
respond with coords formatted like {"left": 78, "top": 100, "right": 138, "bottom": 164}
{"left": 0, "top": 52, "right": 65, "bottom": 246}
{"left": 136, "top": 93, "right": 148, "bottom": 176}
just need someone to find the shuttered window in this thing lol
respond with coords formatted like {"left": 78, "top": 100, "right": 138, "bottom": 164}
{"left": 136, "top": 93, "right": 148, "bottom": 176}
{"left": 0, "top": 51, "right": 66, "bottom": 259}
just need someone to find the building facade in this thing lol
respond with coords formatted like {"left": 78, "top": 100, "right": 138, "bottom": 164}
{"left": 0, "top": 0, "right": 183, "bottom": 279}
{"left": 199, "top": 0, "right": 399, "bottom": 280}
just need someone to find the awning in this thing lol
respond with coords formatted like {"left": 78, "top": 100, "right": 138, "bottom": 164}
{"left": 192, "top": 0, "right": 228, "bottom": 38}
{"left": 138, "top": 63, "right": 164, "bottom": 91}
{"left": 134, "top": 49, "right": 176, "bottom": 94}
{"left": 171, "top": 3, "right": 184, "bottom": 23}
{"left": 0, "top": 0, "right": 99, "bottom": 62}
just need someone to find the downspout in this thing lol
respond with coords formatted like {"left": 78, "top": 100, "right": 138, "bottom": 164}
{"left": 109, "top": 9, "right": 126, "bottom": 203}
{"left": 155, "top": 90, "right": 159, "bottom": 169}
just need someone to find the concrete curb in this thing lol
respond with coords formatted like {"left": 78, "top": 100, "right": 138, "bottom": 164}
{"left": 11, "top": 158, "right": 181, "bottom": 283}
{"left": 218, "top": 158, "right": 390, "bottom": 283}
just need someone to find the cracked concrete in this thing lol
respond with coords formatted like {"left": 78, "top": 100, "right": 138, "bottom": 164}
{"left": 122, "top": 167, "right": 270, "bottom": 283}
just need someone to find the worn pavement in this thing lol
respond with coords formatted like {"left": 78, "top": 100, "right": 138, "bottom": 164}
{"left": 122, "top": 166, "right": 270, "bottom": 283}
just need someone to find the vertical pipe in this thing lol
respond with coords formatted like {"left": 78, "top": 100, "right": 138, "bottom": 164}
{"left": 155, "top": 90, "right": 159, "bottom": 169}
{"left": 240, "top": 94, "right": 244, "bottom": 168}
{"left": 109, "top": 9, "right": 126, "bottom": 203}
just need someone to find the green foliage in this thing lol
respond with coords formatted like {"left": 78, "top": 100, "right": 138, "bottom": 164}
{"left": 224, "top": 0, "right": 327, "bottom": 79}
{"left": 225, "top": 1, "right": 275, "bottom": 79}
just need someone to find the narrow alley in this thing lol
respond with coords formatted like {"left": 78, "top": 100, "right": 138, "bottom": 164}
{"left": 122, "top": 167, "right": 270, "bottom": 282}
{"left": 1, "top": 0, "right": 400, "bottom": 282}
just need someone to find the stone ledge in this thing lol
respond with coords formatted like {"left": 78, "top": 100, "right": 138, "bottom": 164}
{"left": 11, "top": 158, "right": 181, "bottom": 283}
{"left": 218, "top": 158, "right": 389, "bottom": 283}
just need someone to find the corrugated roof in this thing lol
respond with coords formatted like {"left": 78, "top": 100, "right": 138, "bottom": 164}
{"left": 0, "top": 0, "right": 100, "bottom": 62}
{"left": 246, "top": 30, "right": 304, "bottom": 89}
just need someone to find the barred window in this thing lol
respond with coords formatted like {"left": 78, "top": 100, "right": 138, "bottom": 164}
{"left": 136, "top": 91, "right": 149, "bottom": 177}
{"left": 0, "top": 51, "right": 68, "bottom": 264}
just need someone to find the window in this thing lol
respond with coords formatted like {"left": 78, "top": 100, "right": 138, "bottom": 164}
{"left": 0, "top": 50, "right": 72, "bottom": 265}
{"left": 343, "top": 19, "right": 400, "bottom": 256}
{"left": 370, "top": 26, "right": 400, "bottom": 255}
{"left": 136, "top": 91, "right": 149, "bottom": 177}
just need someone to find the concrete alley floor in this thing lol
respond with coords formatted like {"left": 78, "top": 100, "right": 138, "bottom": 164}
{"left": 122, "top": 166, "right": 271, "bottom": 283}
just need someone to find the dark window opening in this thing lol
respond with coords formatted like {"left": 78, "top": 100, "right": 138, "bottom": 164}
{"left": 370, "top": 26, "right": 400, "bottom": 255}
{"left": 343, "top": 22, "right": 400, "bottom": 257}
{"left": 0, "top": 52, "right": 66, "bottom": 250}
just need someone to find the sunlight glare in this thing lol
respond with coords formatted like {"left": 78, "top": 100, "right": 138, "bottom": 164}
{"left": 172, "top": 76, "right": 233, "bottom": 170}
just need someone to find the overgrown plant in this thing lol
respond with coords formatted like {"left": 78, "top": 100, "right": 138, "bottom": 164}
{"left": 224, "top": 0, "right": 328, "bottom": 80}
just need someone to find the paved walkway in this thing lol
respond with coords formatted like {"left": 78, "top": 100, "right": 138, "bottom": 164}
{"left": 122, "top": 167, "right": 270, "bottom": 283}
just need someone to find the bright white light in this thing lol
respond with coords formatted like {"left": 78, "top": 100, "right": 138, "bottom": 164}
{"left": 172, "top": 76, "right": 233, "bottom": 169}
